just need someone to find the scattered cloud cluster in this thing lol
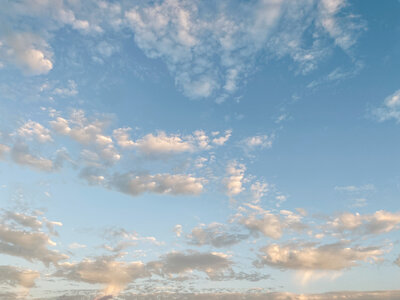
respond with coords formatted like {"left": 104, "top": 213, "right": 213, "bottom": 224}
{"left": 0, "top": 210, "right": 67, "bottom": 267}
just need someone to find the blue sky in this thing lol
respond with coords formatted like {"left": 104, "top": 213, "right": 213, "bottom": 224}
{"left": 0, "top": 0, "right": 400, "bottom": 299}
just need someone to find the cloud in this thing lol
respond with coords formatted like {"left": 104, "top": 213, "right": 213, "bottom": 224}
{"left": 329, "top": 210, "right": 400, "bottom": 235}
{"left": 10, "top": 143, "right": 54, "bottom": 172}
{"left": 0, "top": 265, "right": 40, "bottom": 289}
{"left": 188, "top": 223, "right": 248, "bottom": 248}
{"left": 373, "top": 89, "right": 400, "bottom": 123}
{"left": 173, "top": 224, "right": 183, "bottom": 237}
{"left": 255, "top": 242, "right": 382, "bottom": 271}
{"left": 148, "top": 251, "right": 232, "bottom": 278}
{"left": 238, "top": 205, "right": 305, "bottom": 239}
{"left": 224, "top": 161, "right": 246, "bottom": 197}
{"left": 55, "top": 255, "right": 147, "bottom": 297}
{"left": 212, "top": 130, "right": 232, "bottom": 146}
{"left": 17, "top": 120, "right": 53, "bottom": 143}
{"left": 50, "top": 111, "right": 120, "bottom": 165}
{"left": 3, "top": 32, "right": 53, "bottom": 75}
{"left": 110, "top": 172, "right": 204, "bottom": 196}
{"left": 0, "top": 211, "right": 68, "bottom": 267}
{"left": 125, "top": 0, "right": 362, "bottom": 99}
{"left": 134, "top": 131, "right": 194, "bottom": 157}
{"left": 243, "top": 135, "right": 273, "bottom": 150}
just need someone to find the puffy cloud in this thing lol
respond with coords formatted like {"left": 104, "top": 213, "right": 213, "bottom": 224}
{"left": 373, "top": 89, "right": 400, "bottom": 123}
{"left": 17, "top": 120, "right": 53, "bottom": 143}
{"left": 134, "top": 131, "right": 194, "bottom": 157}
{"left": 224, "top": 161, "right": 246, "bottom": 197}
{"left": 0, "top": 211, "right": 68, "bottom": 266}
{"left": 50, "top": 112, "right": 120, "bottom": 165}
{"left": 255, "top": 242, "right": 382, "bottom": 270}
{"left": 188, "top": 223, "right": 248, "bottom": 248}
{"left": 113, "top": 127, "right": 136, "bottom": 149}
{"left": 55, "top": 255, "right": 147, "bottom": 297}
{"left": 240, "top": 212, "right": 283, "bottom": 240}
{"left": 238, "top": 205, "right": 305, "bottom": 239}
{"left": 111, "top": 172, "right": 204, "bottom": 196}
{"left": 329, "top": 210, "right": 400, "bottom": 235}
{"left": 3, "top": 32, "right": 53, "bottom": 75}
{"left": 173, "top": 224, "right": 183, "bottom": 237}
{"left": 148, "top": 251, "right": 232, "bottom": 278}
{"left": 0, "top": 265, "right": 40, "bottom": 289}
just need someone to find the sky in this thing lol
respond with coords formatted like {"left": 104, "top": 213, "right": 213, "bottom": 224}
{"left": 0, "top": 0, "right": 400, "bottom": 299}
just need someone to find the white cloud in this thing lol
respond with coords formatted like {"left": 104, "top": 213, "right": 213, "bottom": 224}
{"left": 373, "top": 89, "right": 400, "bottom": 123}
{"left": 255, "top": 242, "right": 382, "bottom": 271}
{"left": 224, "top": 161, "right": 246, "bottom": 197}
{"left": 134, "top": 131, "right": 194, "bottom": 157}
{"left": 17, "top": 120, "right": 53, "bottom": 143}
{"left": 111, "top": 173, "right": 204, "bottom": 196}
{"left": 125, "top": 0, "right": 362, "bottom": 99}
{"left": 237, "top": 205, "right": 305, "bottom": 239}
{"left": 3, "top": 32, "right": 53, "bottom": 75}
{"left": 56, "top": 255, "right": 147, "bottom": 297}
{"left": 173, "top": 224, "right": 183, "bottom": 237}
{"left": 329, "top": 210, "right": 400, "bottom": 235}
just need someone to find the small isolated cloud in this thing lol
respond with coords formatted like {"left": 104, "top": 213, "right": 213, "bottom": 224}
{"left": 173, "top": 224, "right": 183, "bottom": 237}
{"left": 148, "top": 251, "right": 232, "bottom": 278}
{"left": 188, "top": 223, "right": 248, "bottom": 248}
{"left": 243, "top": 135, "right": 273, "bottom": 151}
{"left": 255, "top": 242, "right": 382, "bottom": 271}
{"left": 110, "top": 172, "right": 205, "bottom": 197}
{"left": 224, "top": 161, "right": 246, "bottom": 197}
{"left": 212, "top": 130, "right": 232, "bottom": 146}
{"left": 238, "top": 205, "right": 304, "bottom": 239}
{"left": 134, "top": 131, "right": 194, "bottom": 157}
{"left": 373, "top": 89, "right": 400, "bottom": 123}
